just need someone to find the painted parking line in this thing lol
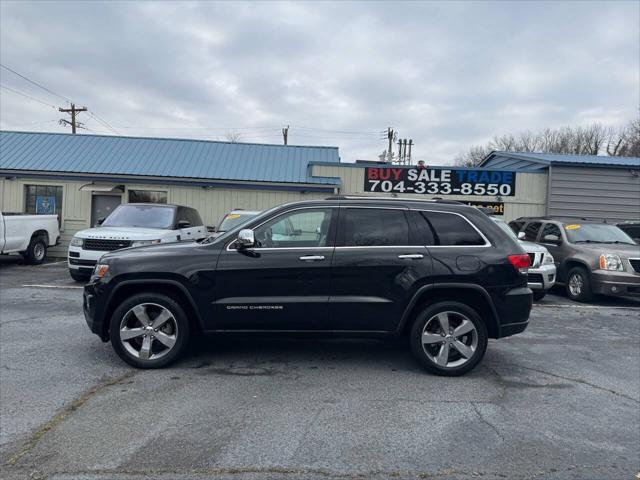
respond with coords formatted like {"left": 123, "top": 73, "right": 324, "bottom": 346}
{"left": 40, "top": 261, "right": 67, "bottom": 267}
{"left": 536, "top": 304, "right": 639, "bottom": 309}
{"left": 22, "top": 284, "right": 83, "bottom": 290}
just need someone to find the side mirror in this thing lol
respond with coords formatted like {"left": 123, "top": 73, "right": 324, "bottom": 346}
{"left": 517, "top": 231, "right": 525, "bottom": 240}
{"left": 96, "top": 217, "right": 105, "bottom": 226}
{"left": 543, "top": 234, "right": 560, "bottom": 244}
{"left": 236, "top": 229, "right": 255, "bottom": 249}
{"left": 176, "top": 220, "right": 191, "bottom": 229}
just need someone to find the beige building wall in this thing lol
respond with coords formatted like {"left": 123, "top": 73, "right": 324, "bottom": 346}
{"left": 0, "top": 177, "right": 326, "bottom": 257}
{"left": 312, "top": 164, "right": 548, "bottom": 222}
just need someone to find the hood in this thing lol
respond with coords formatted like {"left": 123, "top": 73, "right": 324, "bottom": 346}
{"left": 102, "top": 239, "right": 204, "bottom": 261}
{"left": 518, "top": 240, "right": 548, "bottom": 254}
{"left": 574, "top": 242, "right": 640, "bottom": 257}
{"left": 74, "top": 226, "right": 174, "bottom": 240}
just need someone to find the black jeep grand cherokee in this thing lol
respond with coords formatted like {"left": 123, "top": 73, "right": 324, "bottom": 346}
{"left": 83, "top": 197, "right": 532, "bottom": 376}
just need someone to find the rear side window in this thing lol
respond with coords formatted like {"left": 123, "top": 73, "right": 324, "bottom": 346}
{"left": 540, "top": 222, "right": 561, "bottom": 240}
{"left": 420, "top": 211, "right": 486, "bottom": 246}
{"left": 509, "top": 220, "right": 524, "bottom": 233}
{"left": 339, "top": 208, "right": 410, "bottom": 246}
{"left": 186, "top": 208, "right": 203, "bottom": 226}
{"left": 523, "top": 222, "right": 542, "bottom": 241}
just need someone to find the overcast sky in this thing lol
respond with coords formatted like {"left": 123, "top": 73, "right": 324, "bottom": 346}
{"left": 1, "top": 1, "right": 638, "bottom": 164}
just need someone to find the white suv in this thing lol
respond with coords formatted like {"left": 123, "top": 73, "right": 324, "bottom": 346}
{"left": 68, "top": 203, "right": 206, "bottom": 281}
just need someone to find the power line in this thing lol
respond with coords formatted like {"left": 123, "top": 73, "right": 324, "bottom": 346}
{"left": 0, "top": 63, "right": 72, "bottom": 104}
{"left": 88, "top": 111, "right": 119, "bottom": 135}
{"left": 0, "top": 84, "right": 58, "bottom": 109}
{"left": 292, "top": 125, "right": 382, "bottom": 136}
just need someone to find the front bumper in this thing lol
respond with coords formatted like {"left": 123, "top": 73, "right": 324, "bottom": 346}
{"left": 591, "top": 270, "right": 640, "bottom": 297}
{"left": 527, "top": 264, "right": 556, "bottom": 291}
{"left": 68, "top": 246, "right": 105, "bottom": 275}
{"left": 83, "top": 280, "right": 110, "bottom": 341}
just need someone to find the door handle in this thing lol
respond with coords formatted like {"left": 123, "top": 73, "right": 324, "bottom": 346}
{"left": 299, "top": 255, "right": 325, "bottom": 262}
{"left": 398, "top": 254, "right": 424, "bottom": 259}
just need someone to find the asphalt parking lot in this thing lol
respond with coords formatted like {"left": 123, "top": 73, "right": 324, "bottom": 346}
{"left": 1, "top": 257, "right": 639, "bottom": 480}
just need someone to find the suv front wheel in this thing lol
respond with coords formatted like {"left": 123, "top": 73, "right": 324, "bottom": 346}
{"left": 410, "top": 301, "right": 488, "bottom": 376}
{"left": 566, "top": 266, "right": 594, "bottom": 302}
{"left": 110, "top": 293, "right": 191, "bottom": 368}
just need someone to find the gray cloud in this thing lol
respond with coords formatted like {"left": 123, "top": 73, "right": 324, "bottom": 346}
{"left": 1, "top": 0, "right": 638, "bottom": 164}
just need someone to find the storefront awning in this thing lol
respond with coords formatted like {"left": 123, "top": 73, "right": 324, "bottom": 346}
{"left": 79, "top": 183, "right": 124, "bottom": 192}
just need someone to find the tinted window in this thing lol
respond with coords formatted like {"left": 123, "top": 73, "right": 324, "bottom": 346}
{"left": 255, "top": 208, "right": 333, "bottom": 248}
{"left": 509, "top": 220, "right": 524, "bottom": 233}
{"left": 421, "top": 211, "right": 486, "bottom": 246}
{"left": 102, "top": 205, "right": 175, "bottom": 229}
{"left": 183, "top": 208, "right": 203, "bottom": 227}
{"left": 523, "top": 222, "right": 542, "bottom": 241}
{"left": 540, "top": 223, "right": 561, "bottom": 241}
{"left": 340, "top": 208, "right": 410, "bottom": 246}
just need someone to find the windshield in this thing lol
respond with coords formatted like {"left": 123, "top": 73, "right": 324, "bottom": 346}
{"left": 218, "top": 212, "right": 260, "bottom": 232}
{"left": 492, "top": 218, "right": 518, "bottom": 241}
{"left": 102, "top": 205, "right": 175, "bottom": 229}
{"left": 564, "top": 223, "right": 636, "bottom": 244}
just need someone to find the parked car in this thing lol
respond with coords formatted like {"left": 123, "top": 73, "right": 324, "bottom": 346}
{"left": 68, "top": 203, "right": 206, "bottom": 282}
{"left": 509, "top": 217, "right": 640, "bottom": 302}
{"left": 212, "top": 209, "right": 261, "bottom": 238}
{"left": 0, "top": 212, "right": 60, "bottom": 264}
{"left": 617, "top": 221, "right": 640, "bottom": 244}
{"left": 83, "top": 197, "right": 533, "bottom": 376}
{"left": 490, "top": 217, "right": 555, "bottom": 300}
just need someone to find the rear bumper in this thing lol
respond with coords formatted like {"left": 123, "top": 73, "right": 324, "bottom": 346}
{"left": 591, "top": 270, "right": 640, "bottom": 297}
{"left": 492, "top": 287, "right": 533, "bottom": 338}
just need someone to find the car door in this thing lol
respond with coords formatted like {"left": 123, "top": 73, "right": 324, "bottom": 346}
{"left": 328, "top": 206, "right": 431, "bottom": 331}
{"left": 212, "top": 207, "right": 337, "bottom": 330}
{"left": 539, "top": 221, "right": 565, "bottom": 270}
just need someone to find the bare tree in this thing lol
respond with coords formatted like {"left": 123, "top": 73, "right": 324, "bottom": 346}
{"left": 455, "top": 120, "right": 639, "bottom": 166}
{"left": 224, "top": 130, "right": 242, "bottom": 143}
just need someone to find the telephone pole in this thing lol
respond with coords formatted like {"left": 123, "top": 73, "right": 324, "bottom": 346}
{"left": 59, "top": 103, "right": 87, "bottom": 134}
{"left": 282, "top": 125, "right": 289, "bottom": 145}
{"left": 386, "top": 127, "right": 395, "bottom": 163}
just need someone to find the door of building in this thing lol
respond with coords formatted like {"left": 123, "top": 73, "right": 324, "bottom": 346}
{"left": 91, "top": 195, "right": 122, "bottom": 227}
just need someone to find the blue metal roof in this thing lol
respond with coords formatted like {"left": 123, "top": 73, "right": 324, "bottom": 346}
{"left": 0, "top": 131, "right": 341, "bottom": 185}
{"left": 480, "top": 151, "right": 640, "bottom": 170}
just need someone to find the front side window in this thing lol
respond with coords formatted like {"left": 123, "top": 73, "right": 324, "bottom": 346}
{"left": 128, "top": 190, "right": 167, "bottom": 204}
{"left": 25, "top": 185, "right": 63, "bottom": 224}
{"left": 540, "top": 223, "right": 562, "bottom": 241}
{"left": 420, "top": 211, "right": 486, "bottom": 246}
{"left": 254, "top": 208, "right": 333, "bottom": 248}
{"left": 339, "top": 208, "right": 410, "bottom": 246}
{"left": 102, "top": 205, "right": 175, "bottom": 229}
{"left": 523, "top": 222, "right": 542, "bottom": 242}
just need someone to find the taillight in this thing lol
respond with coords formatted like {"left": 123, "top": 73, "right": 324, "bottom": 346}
{"left": 508, "top": 254, "right": 531, "bottom": 270}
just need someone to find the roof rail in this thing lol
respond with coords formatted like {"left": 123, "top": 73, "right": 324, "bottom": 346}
{"left": 324, "top": 195, "right": 469, "bottom": 204}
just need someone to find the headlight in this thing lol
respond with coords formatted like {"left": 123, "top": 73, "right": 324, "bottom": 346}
{"left": 93, "top": 264, "right": 110, "bottom": 279}
{"left": 131, "top": 239, "right": 161, "bottom": 247}
{"left": 542, "top": 253, "right": 554, "bottom": 265}
{"left": 70, "top": 237, "right": 84, "bottom": 247}
{"left": 599, "top": 253, "right": 623, "bottom": 271}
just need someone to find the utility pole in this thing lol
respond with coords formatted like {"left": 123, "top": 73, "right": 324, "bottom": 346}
{"left": 59, "top": 103, "right": 87, "bottom": 134}
{"left": 407, "top": 139, "right": 413, "bottom": 164}
{"left": 387, "top": 127, "right": 395, "bottom": 163}
{"left": 282, "top": 125, "right": 289, "bottom": 145}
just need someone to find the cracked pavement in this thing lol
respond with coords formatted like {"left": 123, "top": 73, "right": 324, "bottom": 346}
{"left": 1, "top": 259, "right": 639, "bottom": 479}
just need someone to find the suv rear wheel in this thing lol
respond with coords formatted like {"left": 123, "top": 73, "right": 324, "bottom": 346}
{"left": 109, "top": 293, "right": 191, "bottom": 368}
{"left": 410, "top": 301, "right": 488, "bottom": 376}
{"left": 566, "top": 266, "right": 593, "bottom": 302}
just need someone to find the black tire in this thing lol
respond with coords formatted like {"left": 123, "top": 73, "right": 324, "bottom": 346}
{"left": 410, "top": 301, "right": 488, "bottom": 377}
{"left": 69, "top": 269, "right": 90, "bottom": 283}
{"left": 565, "top": 266, "right": 593, "bottom": 302}
{"left": 23, "top": 235, "right": 47, "bottom": 264}
{"left": 109, "top": 293, "right": 191, "bottom": 369}
{"left": 532, "top": 291, "right": 546, "bottom": 301}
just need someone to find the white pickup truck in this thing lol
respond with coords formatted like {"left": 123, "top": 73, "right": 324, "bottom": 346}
{"left": 0, "top": 212, "right": 60, "bottom": 264}
{"left": 68, "top": 203, "right": 206, "bottom": 281}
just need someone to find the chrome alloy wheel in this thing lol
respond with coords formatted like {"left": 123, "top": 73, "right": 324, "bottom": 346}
{"left": 33, "top": 242, "right": 45, "bottom": 261}
{"left": 421, "top": 311, "right": 478, "bottom": 368}
{"left": 568, "top": 273, "right": 583, "bottom": 297}
{"left": 119, "top": 303, "right": 178, "bottom": 361}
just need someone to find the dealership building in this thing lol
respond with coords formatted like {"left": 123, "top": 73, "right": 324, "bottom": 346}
{"left": 1, "top": 130, "right": 638, "bottom": 256}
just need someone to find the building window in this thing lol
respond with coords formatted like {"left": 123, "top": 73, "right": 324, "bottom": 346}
{"left": 128, "top": 190, "right": 167, "bottom": 204}
{"left": 25, "top": 185, "right": 63, "bottom": 221}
